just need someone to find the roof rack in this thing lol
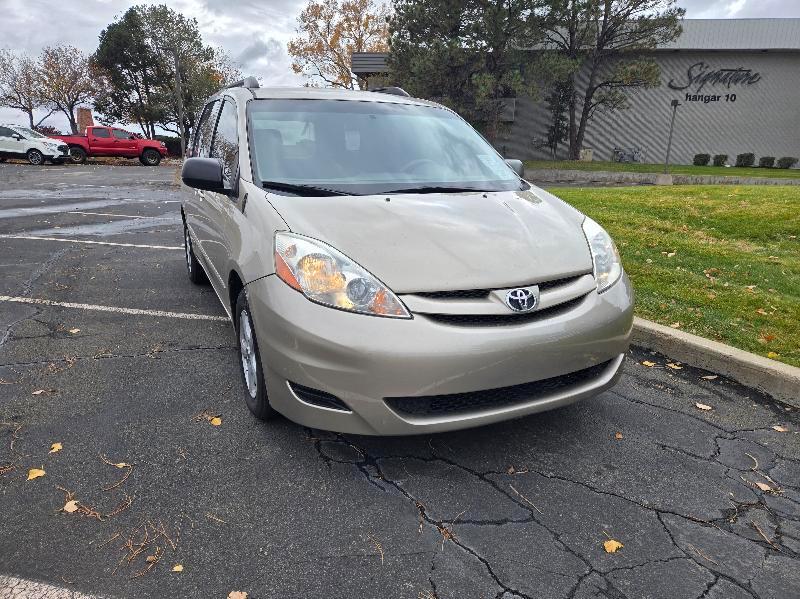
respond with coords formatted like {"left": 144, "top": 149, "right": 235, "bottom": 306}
{"left": 226, "top": 76, "right": 260, "bottom": 89}
{"left": 370, "top": 86, "right": 410, "bottom": 97}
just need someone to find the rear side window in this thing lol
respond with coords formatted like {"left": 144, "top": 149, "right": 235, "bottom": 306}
{"left": 193, "top": 101, "right": 219, "bottom": 157}
{"left": 0, "top": 126, "right": 16, "bottom": 137}
{"left": 91, "top": 128, "right": 110, "bottom": 138}
{"left": 210, "top": 99, "right": 239, "bottom": 187}
{"left": 112, "top": 129, "right": 130, "bottom": 140}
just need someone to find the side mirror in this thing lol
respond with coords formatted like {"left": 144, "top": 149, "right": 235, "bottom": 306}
{"left": 505, "top": 159, "right": 524, "bottom": 178}
{"left": 182, "top": 157, "right": 227, "bottom": 193}
{"left": 12, "top": 134, "right": 23, "bottom": 141}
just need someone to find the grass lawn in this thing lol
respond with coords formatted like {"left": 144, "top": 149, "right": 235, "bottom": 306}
{"left": 526, "top": 159, "right": 800, "bottom": 180}
{"left": 550, "top": 185, "right": 800, "bottom": 367}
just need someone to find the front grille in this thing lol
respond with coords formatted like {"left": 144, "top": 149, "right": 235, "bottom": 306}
{"left": 385, "top": 360, "right": 611, "bottom": 418}
{"left": 58, "top": 145, "right": 68, "bottom": 153}
{"left": 289, "top": 382, "right": 351, "bottom": 412}
{"left": 421, "top": 295, "right": 585, "bottom": 326}
{"left": 409, "top": 274, "right": 587, "bottom": 302}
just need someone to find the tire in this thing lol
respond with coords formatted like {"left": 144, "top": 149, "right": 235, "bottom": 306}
{"left": 27, "top": 149, "right": 44, "bottom": 165}
{"left": 183, "top": 222, "right": 207, "bottom": 285}
{"left": 51, "top": 157, "right": 65, "bottom": 165}
{"left": 140, "top": 148, "right": 161, "bottom": 166}
{"left": 235, "top": 289, "right": 277, "bottom": 421}
{"left": 69, "top": 146, "right": 87, "bottom": 164}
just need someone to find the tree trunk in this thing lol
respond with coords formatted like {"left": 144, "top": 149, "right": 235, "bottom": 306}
{"left": 27, "top": 110, "right": 34, "bottom": 128}
{"left": 568, "top": 75, "right": 578, "bottom": 160}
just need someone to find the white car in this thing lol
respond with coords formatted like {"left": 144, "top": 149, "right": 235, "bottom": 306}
{"left": 0, "top": 124, "right": 70, "bottom": 165}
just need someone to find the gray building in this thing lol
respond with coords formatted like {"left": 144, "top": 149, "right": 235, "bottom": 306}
{"left": 352, "top": 19, "right": 800, "bottom": 166}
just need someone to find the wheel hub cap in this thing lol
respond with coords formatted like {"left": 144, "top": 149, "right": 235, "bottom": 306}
{"left": 239, "top": 311, "right": 258, "bottom": 398}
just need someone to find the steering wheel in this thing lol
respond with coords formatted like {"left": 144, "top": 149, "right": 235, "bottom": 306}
{"left": 399, "top": 158, "right": 438, "bottom": 173}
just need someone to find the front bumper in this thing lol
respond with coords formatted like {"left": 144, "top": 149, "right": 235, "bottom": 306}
{"left": 247, "top": 273, "right": 634, "bottom": 435}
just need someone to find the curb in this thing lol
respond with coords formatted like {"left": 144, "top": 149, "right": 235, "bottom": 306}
{"left": 632, "top": 317, "right": 800, "bottom": 408}
{"left": 524, "top": 168, "right": 800, "bottom": 186}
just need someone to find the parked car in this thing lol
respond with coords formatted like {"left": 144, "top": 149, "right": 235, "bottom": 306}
{"left": 0, "top": 124, "right": 69, "bottom": 165}
{"left": 180, "top": 80, "right": 634, "bottom": 435}
{"left": 53, "top": 126, "right": 167, "bottom": 165}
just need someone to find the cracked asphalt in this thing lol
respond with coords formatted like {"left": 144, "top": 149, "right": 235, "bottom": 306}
{"left": 0, "top": 163, "right": 798, "bottom": 599}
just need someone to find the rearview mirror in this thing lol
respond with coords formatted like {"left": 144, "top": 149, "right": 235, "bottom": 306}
{"left": 182, "top": 157, "right": 227, "bottom": 193}
{"left": 505, "top": 159, "right": 524, "bottom": 178}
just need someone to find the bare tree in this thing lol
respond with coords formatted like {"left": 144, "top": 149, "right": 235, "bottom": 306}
{"left": 0, "top": 49, "right": 52, "bottom": 128}
{"left": 38, "top": 45, "right": 96, "bottom": 134}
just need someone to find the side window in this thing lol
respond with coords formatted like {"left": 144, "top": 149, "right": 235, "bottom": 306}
{"left": 112, "top": 129, "right": 130, "bottom": 140}
{"left": 92, "top": 128, "right": 111, "bottom": 138}
{"left": 210, "top": 99, "right": 239, "bottom": 189}
{"left": 0, "top": 126, "right": 17, "bottom": 138}
{"left": 193, "top": 100, "right": 219, "bottom": 158}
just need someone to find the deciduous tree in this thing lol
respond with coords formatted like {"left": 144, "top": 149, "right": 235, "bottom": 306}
{"left": 0, "top": 49, "right": 51, "bottom": 128}
{"left": 544, "top": 0, "right": 684, "bottom": 158}
{"left": 38, "top": 46, "right": 96, "bottom": 134}
{"left": 288, "top": 0, "right": 390, "bottom": 89}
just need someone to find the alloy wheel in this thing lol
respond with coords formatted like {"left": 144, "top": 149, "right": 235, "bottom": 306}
{"left": 184, "top": 228, "right": 192, "bottom": 273}
{"left": 239, "top": 310, "right": 258, "bottom": 399}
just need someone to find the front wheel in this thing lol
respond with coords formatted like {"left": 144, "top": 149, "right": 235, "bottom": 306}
{"left": 140, "top": 148, "right": 161, "bottom": 166}
{"left": 27, "top": 149, "right": 44, "bottom": 165}
{"left": 235, "top": 290, "right": 277, "bottom": 421}
{"left": 69, "top": 146, "right": 87, "bottom": 164}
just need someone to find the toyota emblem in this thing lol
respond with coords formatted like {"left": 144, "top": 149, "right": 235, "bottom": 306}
{"left": 505, "top": 288, "right": 537, "bottom": 312}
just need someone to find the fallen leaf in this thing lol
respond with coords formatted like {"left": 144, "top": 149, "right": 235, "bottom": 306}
{"left": 767, "top": 352, "right": 780, "bottom": 359}
{"left": 27, "top": 468, "right": 46, "bottom": 481}
{"left": 701, "top": 375, "right": 718, "bottom": 380}
{"left": 113, "top": 462, "right": 130, "bottom": 469}
{"left": 228, "top": 593, "right": 248, "bottom": 599}
{"left": 755, "top": 308, "right": 768, "bottom": 316}
{"left": 641, "top": 361, "right": 657, "bottom": 367}
{"left": 772, "top": 425, "right": 789, "bottom": 433}
{"left": 695, "top": 403, "right": 713, "bottom": 411}
{"left": 210, "top": 417, "right": 222, "bottom": 426}
{"left": 755, "top": 482, "right": 772, "bottom": 492}
{"left": 49, "top": 442, "right": 63, "bottom": 454}
{"left": 69, "top": 328, "right": 80, "bottom": 334}
{"left": 667, "top": 252, "right": 676, "bottom": 258}
{"left": 603, "top": 539, "right": 624, "bottom": 553}
{"left": 63, "top": 500, "right": 79, "bottom": 513}
{"left": 172, "top": 564, "right": 183, "bottom": 572}
{"left": 669, "top": 322, "right": 682, "bottom": 329}
{"left": 614, "top": 432, "right": 623, "bottom": 440}
{"left": 666, "top": 363, "right": 683, "bottom": 370}
{"left": 32, "top": 389, "right": 47, "bottom": 395}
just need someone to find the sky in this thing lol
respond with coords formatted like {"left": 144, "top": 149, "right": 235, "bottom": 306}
{"left": 1, "top": 0, "right": 798, "bottom": 133}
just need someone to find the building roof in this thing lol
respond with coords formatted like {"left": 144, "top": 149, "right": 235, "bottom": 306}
{"left": 352, "top": 18, "right": 800, "bottom": 74}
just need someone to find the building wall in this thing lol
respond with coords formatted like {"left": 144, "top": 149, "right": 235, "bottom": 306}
{"left": 497, "top": 51, "right": 800, "bottom": 165}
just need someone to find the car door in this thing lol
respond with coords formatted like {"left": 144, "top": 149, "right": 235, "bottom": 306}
{"left": 88, "top": 127, "right": 113, "bottom": 155}
{"left": 112, "top": 128, "right": 138, "bottom": 156}
{"left": 202, "top": 97, "right": 242, "bottom": 292}
{"left": 0, "top": 126, "right": 26, "bottom": 157}
{"left": 184, "top": 100, "right": 222, "bottom": 283}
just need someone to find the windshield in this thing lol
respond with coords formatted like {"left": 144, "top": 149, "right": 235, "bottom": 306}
{"left": 248, "top": 99, "right": 526, "bottom": 196}
{"left": 15, "top": 127, "right": 46, "bottom": 139}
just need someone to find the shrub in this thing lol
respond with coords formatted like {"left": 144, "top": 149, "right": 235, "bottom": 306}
{"left": 693, "top": 153, "right": 710, "bottom": 166}
{"left": 735, "top": 153, "right": 755, "bottom": 167}
{"left": 776, "top": 157, "right": 799, "bottom": 169}
{"left": 712, "top": 154, "right": 727, "bottom": 167}
{"left": 758, "top": 156, "right": 775, "bottom": 168}
{"left": 154, "top": 135, "right": 182, "bottom": 157}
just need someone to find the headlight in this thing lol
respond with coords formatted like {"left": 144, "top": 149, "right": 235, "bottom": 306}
{"left": 582, "top": 217, "right": 622, "bottom": 293}
{"left": 274, "top": 232, "right": 411, "bottom": 318}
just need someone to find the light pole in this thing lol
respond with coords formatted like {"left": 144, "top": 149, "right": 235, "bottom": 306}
{"left": 663, "top": 99, "right": 681, "bottom": 175}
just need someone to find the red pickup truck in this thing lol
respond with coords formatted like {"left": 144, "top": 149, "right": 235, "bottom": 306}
{"left": 53, "top": 126, "right": 168, "bottom": 166}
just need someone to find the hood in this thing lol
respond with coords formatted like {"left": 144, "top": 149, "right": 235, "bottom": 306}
{"left": 266, "top": 186, "right": 592, "bottom": 293}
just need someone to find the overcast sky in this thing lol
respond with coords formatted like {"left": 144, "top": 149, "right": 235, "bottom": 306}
{"left": 2, "top": 0, "right": 798, "bottom": 133}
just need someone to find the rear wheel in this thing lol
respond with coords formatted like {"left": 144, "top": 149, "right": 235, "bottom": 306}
{"left": 27, "top": 149, "right": 44, "bottom": 165}
{"left": 235, "top": 290, "right": 277, "bottom": 421}
{"left": 69, "top": 146, "right": 87, "bottom": 164}
{"left": 183, "top": 222, "right": 207, "bottom": 285}
{"left": 140, "top": 148, "right": 161, "bottom": 166}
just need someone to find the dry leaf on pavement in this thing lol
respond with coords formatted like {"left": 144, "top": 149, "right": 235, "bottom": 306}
{"left": 63, "top": 500, "right": 79, "bottom": 513}
{"left": 27, "top": 468, "right": 46, "bottom": 481}
{"left": 614, "top": 432, "right": 623, "bottom": 440}
{"left": 695, "top": 403, "right": 713, "bottom": 411}
{"left": 772, "top": 425, "right": 789, "bottom": 433}
{"left": 49, "top": 442, "right": 63, "bottom": 454}
{"left": 172, "top": 564, "right": 183, "bottom": 572}
{"left": 666, "top": 363, "right": 683, "bottom": 370}
{"left": 31, "top": 389, "right": 55, "bottom": 396}
{"left": 641, "top": 361, "right": 657, "bottom": 367}
{"left": 210, "top": 417, "right": 222, "bottom": 426}
{"left": 701, "top": 375, "right": 718, "bottom": 380}
{"left": 69, "top": 328, "right": 80, "bottom": 334}
{"left": 755, "top": 482, "right": 773, "bottom": 492}
{"left": 228, "top": 593, "right": 248, "bottom": 599}
{"left": 603, "top": 539, "right": 624, "bottom": 553}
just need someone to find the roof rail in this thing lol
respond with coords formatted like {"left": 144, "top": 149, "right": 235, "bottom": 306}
{"left": 226, "top": 76, "right": 260, "bottom": 89}
{"left": 370, "top": 86, "right": 410, "bottom": 97}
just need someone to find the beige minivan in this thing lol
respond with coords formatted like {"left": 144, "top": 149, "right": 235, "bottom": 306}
{"left": 180, "top": 78, "right": 634, "bottom": 435}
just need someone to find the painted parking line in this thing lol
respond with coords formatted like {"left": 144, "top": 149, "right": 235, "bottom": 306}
{"left": 0, "top": 235, "right": 181, "bottom": 250}
{"left": 69, "top": 211, "right": 154, "bottom": 219}
{"left": 0, "top": 296, "right": 229, "bottom": 322}
{"left": 0, "top": 575, "right": 104, "bottom": 598}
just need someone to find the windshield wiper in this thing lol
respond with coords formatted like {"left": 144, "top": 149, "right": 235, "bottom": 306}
{"left": 261, "top": 181, "right": 349, "bottom": 196}
{"left": 383, "top": 185, "right": 487, "bottom": 195}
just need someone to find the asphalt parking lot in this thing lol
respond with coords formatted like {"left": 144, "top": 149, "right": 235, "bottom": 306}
{"left": 0, "top": 163, "right": 798, "bottom": 599}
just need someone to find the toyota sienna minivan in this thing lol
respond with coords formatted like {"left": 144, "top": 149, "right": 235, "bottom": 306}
{"left": 180, "top": 78, "right": 634, "bottom": 435}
